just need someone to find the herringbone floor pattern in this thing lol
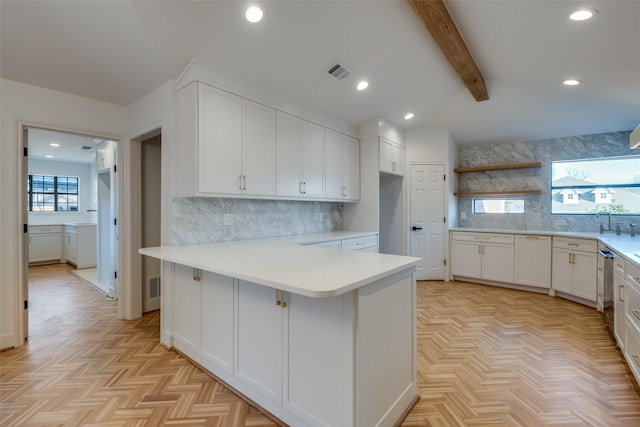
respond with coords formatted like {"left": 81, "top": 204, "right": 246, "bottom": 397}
{"left": 2, "top": 265, "right": 640, "bottom": 426}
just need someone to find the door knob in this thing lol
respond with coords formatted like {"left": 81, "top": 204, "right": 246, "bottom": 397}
{"left": 412, "top": 226, "right": 422, "bottom": 231}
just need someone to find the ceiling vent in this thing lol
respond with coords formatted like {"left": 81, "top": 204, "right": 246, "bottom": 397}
{"left": 326, "top": 63, "right": 351, "bottom": 80}
{"left": 80, "top": 145, "right": 93, "bottom": 150}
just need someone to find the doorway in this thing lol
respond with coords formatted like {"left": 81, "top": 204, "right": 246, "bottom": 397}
{"left": 22, "top": 126, "right": 120, "bottom": 338}
{"left": 409, "top": 163, "right": 446, "bottom": 280}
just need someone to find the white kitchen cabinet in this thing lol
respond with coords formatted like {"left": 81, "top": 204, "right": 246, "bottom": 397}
{"left": 325, "top": 129, "right": 359, "bottom": 201}
{"left": 379, "top": 137, "right": 405, "bottom": 176}
{"left": 236, "top": 280, "right": 283, "bottom": 405}
{"left": 551, "top": 237, "right": 597, "bottom": 302}
{"left": 201, "top": 271, "right": 235, "bottom": 374}
{"left": 341, "top": 234, "right": 378, "bottom": 252}
{"left": 451, "top": 232, "right": 514, "bottom": 283}
{"left": 624, "top": 261, "right": 640, "bottom": 384}
{"left": 276, "top": 111, "right": 324, "bottom": 198}
{"left": 614, "top": 257, "right": 626, "bottom": 349}
{"left": 173, "top": 264, "right": 201, "bottom": 352}
{"left": 514, "top": 235, "right": 551, "bottom": 288}
{"left": 29, "top": 225, "right": 62, "bottom": 264}
{"left": 198, "top": 86, "right": 276, "bottom": 196}
{"left": 64, "top": 224, "right": 96, "bottom": 269}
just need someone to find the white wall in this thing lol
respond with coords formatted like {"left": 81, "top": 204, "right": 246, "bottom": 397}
{"left": 28, "top": 158, "right": 96, "bottom": 225}
{"left": 0, "top": 78, "right": 126, "bottom": 349}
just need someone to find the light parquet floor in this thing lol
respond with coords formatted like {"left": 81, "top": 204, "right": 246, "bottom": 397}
{"left": 2, "top": 265, "right": 640, "bottom": 426}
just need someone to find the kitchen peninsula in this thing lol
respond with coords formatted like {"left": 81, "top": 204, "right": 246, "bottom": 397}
{"left": 140, "top": 232, "right": 421, "bottom": 427}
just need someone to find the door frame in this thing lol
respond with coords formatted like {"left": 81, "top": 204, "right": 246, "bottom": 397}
{"left": 17, "top": 121, "right": 125, "bottom": 343}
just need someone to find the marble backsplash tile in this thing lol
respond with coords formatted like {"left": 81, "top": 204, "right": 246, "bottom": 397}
{"left": 457, "top": 130, "right": 640, "bottom": 233}
{"left": 172, "top": 198, "right": 343, "bottom": 245}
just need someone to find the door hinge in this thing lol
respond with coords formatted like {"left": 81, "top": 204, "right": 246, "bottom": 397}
{"left": 444, "top": 259, "right": 447, "bottom": 266}
{"left": 23, "top": 147, "right": 28, "bottom": 157}
{"left": 443, "top": 174, "right": 446, "bottom": 181}
{"left": 114, "top": 271, "right": 118, "bottom": 279}
{"left": 443, "top": 217, "right": 446, "bottom": 223}
{"left": 23, "top": 224, "right": 28, "bottom": 233}
{"left": 114, "top": 218, "right": 117, "bottom": 226}
{"left": 24, "top": 300, "right": 28, "bottom": 310}
{"left": 113, "top": 164, "right": 117, "bottom": 172}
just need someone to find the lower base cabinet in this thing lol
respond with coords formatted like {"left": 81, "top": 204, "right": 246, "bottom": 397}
{"left": 169, "top": 262, "right": 416, "bottom": 427}
{"left": 551, "top": 237, "right": 597, "bottom": 302}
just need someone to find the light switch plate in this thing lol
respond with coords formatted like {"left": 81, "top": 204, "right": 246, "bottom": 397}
{"left": 223, "top": 214, "right": 234, "bottom": 226}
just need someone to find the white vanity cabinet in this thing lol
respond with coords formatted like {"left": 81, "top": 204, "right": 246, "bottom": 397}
{"left": 451, "top": 232, "right": 515, "bottom": 283}
{"left": 551, "top": 237, "right": 597, "bottom": 302}
{"left": 514, "top": 235, "right": 551, "bottom": 288}
{"left": 325, "top": 129, "right": 360, "bottom": 201}
{"left": 275, "top": 111, "right": 325, "bottom": 198}
{"left": 64, "top": 224, "right": 97, "bottom": 269}
{"left": 379, "top": 137, "right": 405, "bottom": 176}
{"left": 28, "top": 225, "right": 62, "bottom": 264}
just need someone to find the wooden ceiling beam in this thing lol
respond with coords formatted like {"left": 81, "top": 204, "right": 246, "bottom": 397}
{"left": 407, "top": 0, "right": 489, "bottom": 102}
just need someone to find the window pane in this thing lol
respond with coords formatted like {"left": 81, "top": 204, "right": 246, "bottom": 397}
{"left": 28, "top": 174, "right": 80, "bottom": 212}
{"left": 473, "top": 199, "right": 525, "bottom": 214}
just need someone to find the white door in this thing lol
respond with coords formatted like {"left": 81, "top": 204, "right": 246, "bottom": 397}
{"left": 409, "top": 164, "right": 445, "bottom": 280}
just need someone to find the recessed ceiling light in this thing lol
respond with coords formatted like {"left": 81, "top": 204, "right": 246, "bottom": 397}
{"left": 568, "top": 8, "right": 598, "bottom": 21}
{"left": 356, "top": 81, "right": 369, "bottom": 91}
{"left": 49, "top": 143, "right": 60, "bottom": 147}
{"left": 45, "top": 155, "right": 54, "bottom": 158}
{"left": 563, "top": 79, "right": 582, "bottom": 86}
{"left": 245, "top": 6, "right": 263, "bottom": 23}
{"left": 404, "top": 113, "right": 415, "bottom": 120}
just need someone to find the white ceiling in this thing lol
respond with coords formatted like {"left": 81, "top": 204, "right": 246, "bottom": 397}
{"left": 2, "top": 0, "right": 639, "bottom": 147}
{"left": 27, "top": 128, "right": 102, "bottom": 163}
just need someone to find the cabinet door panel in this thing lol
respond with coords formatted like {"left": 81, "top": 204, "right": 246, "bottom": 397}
{"left": 29, "top": 233, "right": 62, "bottom": 263}
{"left": 325, "top": 129, "right": 348, "bottom": 199}
{"left": 173, "top": 264, "right": 201, "bottom": 350}
{"left": 482, "top": 243, "right": 514, "bottom": 283}
{"left": 301, "top": 120, "right": 325, "bottom": 197}
{"left": 573, "top": 251, "right": 597, "bottom": 302}
{"left": 451, "top": 241, "right": 482, "bottom": 278}
{"left": 392, "top": 144, "right": 405, "bottom": 175}
{"left": 198, "top": 85, "right": 242, "bottom": 194}
{"left": 242, "top": 99, "right": 276, "bottom": 195}
{"left": 201, "top": 272, "right": 235, "bottom": 373}
{"left": 236, "top": 280, "right": 282, "bottom": 404}
{"left": 552, "top": 248, "right": 573, "bottom": 294}
{"left": 379, "top": 138, "right": 393, "bottom": 174}
{"left": 515, "top": 236, "right": 551, "bottom": 288}
{"left": 276, "top": 111, "right": 302, "bottom": 197}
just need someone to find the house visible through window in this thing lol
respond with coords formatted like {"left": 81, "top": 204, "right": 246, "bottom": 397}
{"left": 551, "top": 156, "right": 640, "bottom": 215}
{"left": 28, "top": 175, "right": 79, "bottom": 212}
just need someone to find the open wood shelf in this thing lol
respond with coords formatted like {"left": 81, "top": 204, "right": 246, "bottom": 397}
{"left": 454, "top": 161, "right": 542, "bottom": 173}
{"left": 454, "top": 190, "right": 542, "bottom": 197}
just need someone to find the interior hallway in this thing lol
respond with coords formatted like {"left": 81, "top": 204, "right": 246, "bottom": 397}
{"left": 2, "top": 264, "right": 640, "bottom": 425}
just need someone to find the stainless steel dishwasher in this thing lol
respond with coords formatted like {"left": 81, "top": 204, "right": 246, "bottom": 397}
{"left": 599, "top": 248, "right": 615, "bottom": 343}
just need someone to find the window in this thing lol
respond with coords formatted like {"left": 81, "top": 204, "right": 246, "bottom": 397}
{"left": 551, "top": 156, "right": 640, "bottom": 215}
{"left": 28, "top": 175, "right": 79, "bottom": 212}
{"left": 473, "top": 199, "right": 525, "bottom": 214}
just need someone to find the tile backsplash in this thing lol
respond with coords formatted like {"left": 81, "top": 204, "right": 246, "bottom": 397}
{"left": 457, "top": 130, "right": 640, "bottom": 233}
{"left": 172, "top": 198, "right": 343, "bottom": 245}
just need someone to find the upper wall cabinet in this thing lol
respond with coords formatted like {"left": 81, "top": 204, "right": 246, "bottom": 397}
{"left": 276, "top": 111, "right": 325, "bottom": 198}
{"left": 379, "top": 137, "right": 405, "bottom": 176}
{"left": 175, "top": 81, "right": 358, "bottom": 202}
{"left": 325, "top": 129, "right": 360, "bottom": 200}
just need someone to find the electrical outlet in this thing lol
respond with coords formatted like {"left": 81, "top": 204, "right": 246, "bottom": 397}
{"left": 223, "top": 214, "right": 234, "bottom": 226}
{"left": 460, "top": 212, "right": 467, "bottom": 219}
{"left": 555, "top": 219, "right": 566, "bottom": 226}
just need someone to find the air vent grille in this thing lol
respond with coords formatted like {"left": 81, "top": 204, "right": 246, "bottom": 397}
{"left": 326, "top": 63, "right": 351, "bottom": 80}
{"left": 149, "top": 277, "right": 161, "bottom": 298}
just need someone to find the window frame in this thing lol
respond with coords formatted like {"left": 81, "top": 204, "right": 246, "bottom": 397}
{"left": 28, "top": 174, "right": 79, "bottom": 212}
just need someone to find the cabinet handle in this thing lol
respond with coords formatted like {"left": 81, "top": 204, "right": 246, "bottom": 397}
{"left": 633, "top": 309, "right": 640, "bottom": 321}
{"left": 299, "top": 181, "right": 306, "bottom": 194}
{"left": 634, "top": 355, "right": 640, "bottom": 368}
{"left": 473, "top": 236, "right": 490, "bottom": 240}
{"left": 193, "top": 268, "right": 201, "bottom": 282}
{"left": 619, "top": 285, "right": 625, "bottom": 302}
{"left": 568, "top": 253, "right": 572, "bottom": 264}
{"left": 275, "top": 289, "right": 281, "bottom": 306}
{"left": 567, "top": 243, "right": 580, "bottom": 247}
{"left": 341, "top": 186, "right": 347, "bottom": 197}
{"left": 391, "top": 161, "right": 396, "bottom": 171}
{"left": 525, "top": 236, "right": 539, "bottom": 240}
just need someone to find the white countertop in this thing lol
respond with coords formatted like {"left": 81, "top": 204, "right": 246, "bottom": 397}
{"left": 450, "top": 228, "right": 640, "bottom": 267}
{"left": 140, "top": 232, "right": 421, "bottom": 298}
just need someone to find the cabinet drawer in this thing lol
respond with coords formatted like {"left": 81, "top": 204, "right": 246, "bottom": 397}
{"left": 626, "top": 277, "right": 640, "bottom": 332}
{"left": 614, "top": 257, "right": 626, "bottom": 278}
{"left": 452, "top": 232, "right": 514, "bottom": 245}
{"left": 627, "top": 262, "right": 640, "bottom": 287}
{"left": 552, "top": 237, "right": 597, "bottom": 252}
{"left": 341, "top": 235, "right": 378, "bottom": 251}
{"left": 307, "top": 240, "right": 342, "bottom": 249}
{"left": 29, "top": 225, "right": 62, "bottom": 234}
